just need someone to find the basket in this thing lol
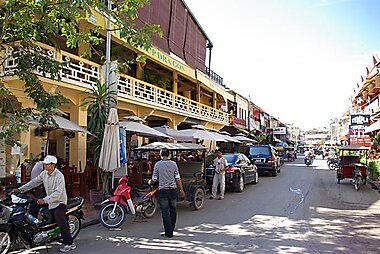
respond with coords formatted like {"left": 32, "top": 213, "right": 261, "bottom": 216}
{"left": 0, "top": 204, "right": 12, "bottom": 225}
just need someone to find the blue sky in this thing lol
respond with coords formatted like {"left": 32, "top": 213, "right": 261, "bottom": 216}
{"left": 185, "top": 0, "right": 380, "bottom": 130}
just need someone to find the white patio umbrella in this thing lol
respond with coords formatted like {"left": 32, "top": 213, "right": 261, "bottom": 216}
{"left": 234, "top": 134, "right": 257, "bottom": 143}
{"left": 153, "top": 125, "right": 193, "bottom": 142}
{"left": 99, "top": 108, "right": 120, "bottom": 189}
{"left": 177, "top": 129, "right": 227, "bottom": 142}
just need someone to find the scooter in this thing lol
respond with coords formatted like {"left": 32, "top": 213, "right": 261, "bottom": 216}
{"left": 0, "top": 192, "right": 83, "bottom": 254}
{"left": 352, "top": 163, "right": 364, "bottom": 191}
{"left": 305, "top": 156, "right": 313, "bottom": 167}
{"left": 99, "top": 175, "right": 158, "bottom": 229}
{"left": 327, "top": 158, "right": 340, "bottom": 170}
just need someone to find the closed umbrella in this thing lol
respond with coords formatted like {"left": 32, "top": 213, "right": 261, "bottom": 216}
{"left": 99, "top": 108, "right": 120, "bottom": 189}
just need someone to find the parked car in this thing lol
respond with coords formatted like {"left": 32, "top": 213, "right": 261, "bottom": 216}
{"left": 206, "top": 153, "right": 258, "bottom": 192}
{"left": 245, "top": 145, "right": 280, "bottom": 176}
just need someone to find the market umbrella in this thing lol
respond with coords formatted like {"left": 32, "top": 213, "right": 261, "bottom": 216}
{"left": 233, "top": 134, "right": 257, "bottom": 143}
{"left": 119, "top": 120, "right": 170, "bottom": 159}
{"left": 277, "top": 141, "right": 288, "bottom": 147}
{"left": 153, "top": 125, "right": 193, "bottom": 142}
{"left": 177, "top": 129, "right": 227, "bottom": 142}
{"left": 99, "top": 108, "right": 120, "bottom": 189}
{"left": 29, "top": 115, "right": 93, "bottom": 156}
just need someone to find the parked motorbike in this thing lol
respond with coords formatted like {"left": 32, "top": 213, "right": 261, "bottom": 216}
{"left": 99, "top": 175, "right": 158, "bottom": 229}
{"left": 0, "top": 192, "right": 84, "bottom": 254}
{"left": 352, "top": 163, "right": 364, "bottom": 191}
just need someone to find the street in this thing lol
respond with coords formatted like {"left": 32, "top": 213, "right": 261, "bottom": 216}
{"left": 17, "top": 157, "right": 380, "bottom": 254}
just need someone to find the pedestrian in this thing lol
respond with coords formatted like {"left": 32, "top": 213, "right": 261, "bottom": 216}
{"left": 149, "top": 148, "right": 185, "bottom": 238}
{"left": 210, "top": 150, "right": 228, "bottom": 200}
{"left": 11, "top": 155, "right": 76, "bottom": 252}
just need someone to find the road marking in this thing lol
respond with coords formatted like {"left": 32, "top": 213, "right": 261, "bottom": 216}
{"left": 289, "top": 188, "right": 305, "bottom": 214}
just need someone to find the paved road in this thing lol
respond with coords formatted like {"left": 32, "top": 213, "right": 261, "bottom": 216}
{"left": 16, "top": 157, "right": 380, "bottom": 253}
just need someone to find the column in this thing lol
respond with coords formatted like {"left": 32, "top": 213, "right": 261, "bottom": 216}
{"left": 136, "top": 53, "right": 145, "bottom": 80}
{"left": 69, "top": 106, "right": 87, "bottom": 172}
{"left": 172, "top": 71, "right": 178, "bottom": 94}
{"left": 196, "top": 83, "right": 201, "bottom": 102}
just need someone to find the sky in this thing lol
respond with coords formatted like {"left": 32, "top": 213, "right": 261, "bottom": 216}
{"left": 185, "top": 0, "right": 380, "bottom": 131}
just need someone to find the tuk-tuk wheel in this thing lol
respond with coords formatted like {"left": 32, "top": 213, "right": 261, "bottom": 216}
{"left": 192, "top": 187, "right": 205, "bottom": 210}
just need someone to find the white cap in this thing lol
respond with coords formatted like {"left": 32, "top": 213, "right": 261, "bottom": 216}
{"left": 42, "top": 155, "right": 57, "bottom": 164}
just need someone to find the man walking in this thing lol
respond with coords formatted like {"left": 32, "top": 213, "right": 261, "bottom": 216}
{"left": 211, "top": 150, "right": 228, "bottom": 200}
{"left": 12, "top": 155, "right": 76, "bottom": 252}
{"left": 150, "top": 148, "right": 185, "bottom": 238}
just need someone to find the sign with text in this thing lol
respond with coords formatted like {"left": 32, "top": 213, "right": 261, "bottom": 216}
{"left": 273, "top": 127, "right": 286, "bottom": 135}
{"left": 350, "top": 114, "right": 370, "bottom": 126}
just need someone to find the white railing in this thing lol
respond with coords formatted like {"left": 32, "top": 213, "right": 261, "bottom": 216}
{"left": 1, "top": 43, "right": 228, "bottom": 124}
{"left": 118, "top": 74, "right": 229, "bottom": 124}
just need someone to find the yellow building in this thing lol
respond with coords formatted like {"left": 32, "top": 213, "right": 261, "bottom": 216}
{"left": 0, "top": 1, "right": 233, "bottom": 179}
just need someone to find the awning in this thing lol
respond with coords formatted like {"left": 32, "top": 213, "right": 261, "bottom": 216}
{"left": 29, "top": 115, "right": 92, "bottom": 135}
{"left": 365, "top": 120, "right": 380, "bottom": 133}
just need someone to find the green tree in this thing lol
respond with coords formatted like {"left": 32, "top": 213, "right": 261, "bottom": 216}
{"left": 0, "top": 0, "right": 161, "bottom": 146}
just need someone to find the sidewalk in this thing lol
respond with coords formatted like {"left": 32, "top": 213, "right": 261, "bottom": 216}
{"left": 81, "top": 201, "right": 100, "bottom": 228}
{"left": 368, "top": 178, "right": 380, "bottom": 194}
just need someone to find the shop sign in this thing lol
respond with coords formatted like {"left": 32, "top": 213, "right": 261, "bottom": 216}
{"left": 350, "top": 114, "right": 370, "bottom": 126}
{"left": 273, "top": 127, "right": 286, "bottom": 135}
{"left": 349, "top": 136, "right": 371, "bottom": 147}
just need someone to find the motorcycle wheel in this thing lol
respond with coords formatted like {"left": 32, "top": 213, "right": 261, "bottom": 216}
{"left": 99, "top": 202, "right": 126, "bottom": 228}
{"left": 192, "top": 187, "right": 205, "bottom": 210}
{"left": 354, "top": 177, "right": 362, "bottom": 191}
{"left": 67, "top": 213, "right": 81, "bottom": 239}
{"left": 142, "top": 197, "right": 158, "bottom": 219}
{"left": 0, "top": 232, "right": 11, "bottom": 254}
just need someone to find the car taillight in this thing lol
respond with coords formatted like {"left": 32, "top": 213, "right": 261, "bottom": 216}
{"left": 227, "top": 166, "right": 238, "bottom": 173}
{"left": 267, "top": 157, "right": 275, "bottom": 163}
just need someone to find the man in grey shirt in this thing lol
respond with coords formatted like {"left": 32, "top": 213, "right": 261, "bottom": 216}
{"left": 150, "top": 148, "right": 185, "bottom": 238}
{"left": 12, "top": 155, "right": 76, "bottom": 253}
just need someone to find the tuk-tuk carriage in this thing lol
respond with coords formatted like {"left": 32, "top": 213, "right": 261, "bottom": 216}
{"left": 336, "top": 146, "right": 369, "bottom": 190}
{"left": 132, "top": 142, "right": 207, "bottom": 210}
{"left": 284, "top": 147, "right": 296, "bottom": 161}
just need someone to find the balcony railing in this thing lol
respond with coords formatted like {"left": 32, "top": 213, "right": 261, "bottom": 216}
{"left": 1, "top": 43, "right": 228, "bottom": 125}
{"left": 229, "top": 116, "right": 247, "bottom": 129}
{"left": 205, "top": 66, "right": 224, "bottom": 87}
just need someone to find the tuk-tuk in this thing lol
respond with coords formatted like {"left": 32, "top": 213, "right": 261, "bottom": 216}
{"left": 284, "top": 147, "right": 296, "bottom": 161}
{"left": 133, "top": 142, "right": 207, "bottom": 210}
{"left": 336, "top": 146, "right": 369, "bottom": 190}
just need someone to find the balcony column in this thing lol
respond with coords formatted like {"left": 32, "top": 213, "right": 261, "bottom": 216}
{"left": 213, "top": 92, "right": 217, "bottom": 109}
{"left": 172, "top": 71, "right": 178, "bottom": 94}
{"left": 136, "top": 53, "right": 145, "bottom": 80}
{"left": 196, "top": 83, "right": 201, "bottom": 102}
{"left": 69, "top": 106, "right": 87, "bottom": 172}
{"left": 18, "top": 98, "right": 35, "bottom": 162}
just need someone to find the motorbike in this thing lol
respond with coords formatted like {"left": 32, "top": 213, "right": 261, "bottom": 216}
{"left": 99, "top": 175, "right": 158, "bottom": 229}
{"left": 352, "top": 163, "right": 364, "bottom": 191}
{"left": 305, "top": 156, "right": 313, "bottom": 167}
{"left": 327, "top": 157, "right": 340, "bottom": 170}
{"left": 0, "top": 192, "right": 84, "bottom": 254}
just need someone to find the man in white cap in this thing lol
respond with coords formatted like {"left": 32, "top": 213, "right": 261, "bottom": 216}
{"left": 12, "top": 155, "right": 76, "bottom": 252}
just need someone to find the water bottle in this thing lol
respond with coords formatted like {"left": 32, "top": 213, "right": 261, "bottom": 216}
{"left": 47, "top": 227, "right": 61, "bottom": 237}
{"left": 25, "top": 212, "right": 40, "bottom": 224}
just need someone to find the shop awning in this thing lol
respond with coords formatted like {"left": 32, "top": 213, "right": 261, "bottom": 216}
{"left": 365, "top": 120, "right": 380, "bottom": 133}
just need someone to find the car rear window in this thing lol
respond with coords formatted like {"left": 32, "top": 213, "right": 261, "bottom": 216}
{"left": 248, "top": 146, "right": 271, "bottom": 157}
{"left": 223, "top": 154, "right": 237, "bottom": 164}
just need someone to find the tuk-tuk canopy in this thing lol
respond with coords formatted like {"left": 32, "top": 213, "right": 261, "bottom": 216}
{"left": 135, "top": 142, "right": 207, "bottom": 151}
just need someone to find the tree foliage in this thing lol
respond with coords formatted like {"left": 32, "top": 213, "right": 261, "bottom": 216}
{"left": 0, "top": 0, "right": 161, "bottom": 146}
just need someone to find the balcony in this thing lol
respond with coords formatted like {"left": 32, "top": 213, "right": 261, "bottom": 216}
{"left": 1, "top": 43, "right": 229, "bottom": 125}
{"left": 205, "top": 66, "right": 224, "bottom": 87}
{"left": 229, "top": 116, "right": 247, "bottom": 129}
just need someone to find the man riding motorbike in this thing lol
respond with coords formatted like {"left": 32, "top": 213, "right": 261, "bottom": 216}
{"left": 304, "top": 149, "right": 312, "bottom": 164}
{"left": 11, "top": 155, "right": 76, "bottom": 253}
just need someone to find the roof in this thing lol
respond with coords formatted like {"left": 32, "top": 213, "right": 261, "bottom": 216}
{"left": 135, "top": 142, "right": 207, "bottom": 151}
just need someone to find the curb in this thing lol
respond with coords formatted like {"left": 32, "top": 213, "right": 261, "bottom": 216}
{"left": 82, "top": 215, "right": 100, "bottom": 229}
{"left": 367, "top": 178, "right": 380, "bottom": 194}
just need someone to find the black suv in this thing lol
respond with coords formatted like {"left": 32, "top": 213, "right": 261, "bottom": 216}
{"left": 245, "top": 145, "right": 280, "bottom": 176}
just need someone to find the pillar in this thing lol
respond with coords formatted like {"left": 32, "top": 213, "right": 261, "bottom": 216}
{"left": 18, "top": 98, "right": 35, "bottom": 162}
{"left": 69, "top": 106, "right": 87, "bottom": 172}
{"left": 136, "top": 53, "right": 145, "bottom": 80}
{"left": 196, "top": 83, "right": 201, "bottom": 102}
{"left": 213, "top": 92, "right": 217, "bottom": 109}
{"left": 172, "top": 71, "right": 178, "bottom": 94}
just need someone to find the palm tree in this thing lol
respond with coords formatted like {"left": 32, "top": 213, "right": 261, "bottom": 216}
{"left": 81, "top": 81, "right": 116, "bottom": 190}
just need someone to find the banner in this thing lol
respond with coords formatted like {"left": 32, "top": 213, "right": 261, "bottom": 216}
{"left": 273, "top": 127, "right": 286, "bottom": 135}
